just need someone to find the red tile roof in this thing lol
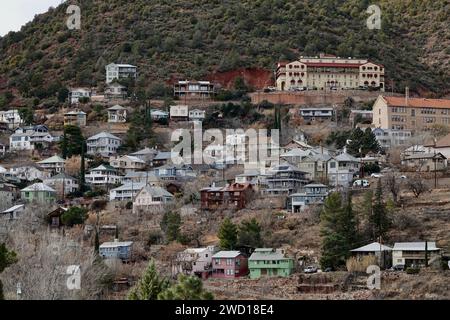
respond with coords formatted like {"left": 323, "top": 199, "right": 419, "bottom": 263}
{"left": 383, "top": 96, "right": 450, "bottom": 109}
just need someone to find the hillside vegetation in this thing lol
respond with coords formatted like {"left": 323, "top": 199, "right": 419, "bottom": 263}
{"left": 0, "top": 0, "right": 449, "bottom": 104}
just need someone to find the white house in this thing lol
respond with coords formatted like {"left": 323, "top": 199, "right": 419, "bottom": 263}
{"left": 132, "top": 186, "right": 174, "bottom": 214}
{"left": 69, "top": 88, "right": 92, "bottom": 104}
{"left": 392, "top": 242, "right": 440, "bottom": 268}
{"left": 110, "top": 155, "right": 146, "bottom": 174}
{"left": 85, "top": 164, "right": 122, "bottom": 187}
{"left": 289, "top": 183, "right": 329, "bottom": 213}
{"left": 150, "top": 109, "right": 169, "bottom": 121}
{"left": 0, "top": 110, "right": 23, "bottom": 129}
{"left": 189, "top": 109, "right": 206, "bottom": 121}
{"left": 173, "top": 246, "right": 218, "bottom": 278}
{"left": 170, "top": 105, "right": 189, "bottom": 121}
{"left": 87, "top": 132, "right": 122, "bottom": 156}
{"left": 1, "top": 204, "right": 25, "bottom": 220}
{"left": 105, "top": 83, "right": 127, "bottom": 98}
{"left": 328, "top": 151, "right": 360, "bottom": 187}
{"left": 109, "top": 183, "right": 146, "bottom": 201}
{"left": 108, "top": 105, "right": 127, "bottom": 123}
{"left": 37, "top": 155, "right": 66, "bottom": 175}
{"left": 9, "top": 164, "right": 50, "bottom": 181}
{"left": 43, "top": 173, "right": 79, "bottom": 196}
{"left": 105, "top": 63, "right": 137, "bottom": 84}
{"left": 10, "top": 125, "right": 54, "bottom": 151}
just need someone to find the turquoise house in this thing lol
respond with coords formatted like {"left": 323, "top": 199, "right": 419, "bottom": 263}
{"left": 248, "top": 248, "right": 294, "bottom": 279}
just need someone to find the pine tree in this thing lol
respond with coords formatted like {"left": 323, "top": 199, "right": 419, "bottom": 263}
{"left": 160, "top": 212, "right": 181, "bottom": 242}
{"left": 237, "top": 218, "right": 262, "bottom": 248}
{"left": 370, "top": 179, "right": 391, "bottom": 240}
{"left": 320, "top": 193, "right": 359, "bottom": 269}
{"left": 127, "top": 260, "right": 169, "bottom": 300}
{"left": 218, "top": 218, "right": 238, "bottom": 250}
{"left": 158, "top": 274, "right": 213, "bottom": 300}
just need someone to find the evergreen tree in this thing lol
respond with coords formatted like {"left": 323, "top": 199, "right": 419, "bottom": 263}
{"left": 0, "top": 243, "right": 18, "bottom": 300}
{"left": 158, "top": 274, "right": 213, "bottom": 300}
{"left": 237, "top": 218, "right": 262, "bottom": 248}
{"left": 218, "top": 218, "right": 238, "bottom": 250}
{"left": 160, "top": 212, "right": 181, "bottom": 242}
{"left": 320, "top": 193, "right": 359, "bottom": 269}
{"left": 59, "top": 125, "right": 84, "bottom": 158}
{"left": 370, "top": 179, "right": 391, "bottom": 240}
{"left": 127, "top": 260, "right": 169, "bottom": 300}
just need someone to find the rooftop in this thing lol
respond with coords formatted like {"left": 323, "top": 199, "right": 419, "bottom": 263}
{"left": 383, "top": 96, "right": 450, "bottom": 109}
{"left": 393, "top": 242, "right": 439, "bottom": 251}
{"left": 351, "top": 242, "right": 393, "bottom": 252}
{"left": 212, "top": 251, "right": 242, "bottom": 259}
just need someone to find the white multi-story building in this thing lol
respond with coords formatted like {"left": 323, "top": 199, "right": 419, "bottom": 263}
{"left": 85, "top": 164, "right": 123, "bottom": 187}
{"left": 276, "top": 54, "right": 385, "bottom": 91}
{"left": 0, "top": 110, "right": 23, "bottom": 129}
{"left": 37, "top": 155, "right": 66, "bottom": 175}
{"left": 69, "top": 88, "right": 92, "bottom": 104}
{"left": 110, "top": 155, "right": 146, "bottom": 174}
{"left": 189, "top": 109, "right": 206, "bottom": 121}
{"left": 372, "top": 128, "right": 412, "bottom": 150}
{"left": 108, "top": 105, "right": 127, "bottom": 123}
{"left": 170, "top": 105, "right": 189, "bottom": 121}
{"left": 105, "top": 63, "right": 137, "bottom": 84}
{"left": 9, "top": 125, "right": 54, "bottom": 151}
{"left": 86, "top": 132, "right": 122, "bottom": 156}
{"left": 109, "top": 183, "right": 146, "bottom": 201}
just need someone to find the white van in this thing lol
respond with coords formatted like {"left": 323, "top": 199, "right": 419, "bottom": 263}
{"left": 353, "top": 179, "right": 370, "bottom": 188}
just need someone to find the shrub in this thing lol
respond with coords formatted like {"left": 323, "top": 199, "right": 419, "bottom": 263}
{"left": 406, "top": 267, "right": 420, "bottom": 274}
{"left": 346, "top": 255, "right": 379, "bottom": 273}
{"left": 61, "top": 207, "right": 88, "bottom": 227}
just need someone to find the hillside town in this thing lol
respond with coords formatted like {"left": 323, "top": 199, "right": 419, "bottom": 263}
{"left": 0, "top": 1, "right": 449, "bottom": 302}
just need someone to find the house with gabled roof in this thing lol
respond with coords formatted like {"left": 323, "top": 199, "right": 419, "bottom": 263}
{"left": 132, "top": 185, "right": 174, "bottom": 214}
{"left": 211, "top": 251, "right": 248, "bottom": 279}
{"left": 85, "top": 164, "right": 122, "bottom": 187}
{"left": 37, "top": 155, "right": 66, "bottom": 175}
{"left": 351, "top": 242, "right": 393, "bottom": 269}
{"left": 21, "top": 183, "right": 56, "bottom": 204}
{"left": 328, "top": 150, "right": 360, "bottom": 187}
{"left": 248, "top": 248, "right": 294, "bottom": 279}
{"left": 43, "top": 173, "right": 79, "bottom": 196}
{"left": 110, "top": 155, "right": 146, "bottom": 174}
{"left": 86, "top": 132, "right": 122, "bottom": 156}
{"left": 108, "top": 105, "right": 127, "bottom": 123}
{"left": 392, "top": 242, "right": 441, "bottom": 268}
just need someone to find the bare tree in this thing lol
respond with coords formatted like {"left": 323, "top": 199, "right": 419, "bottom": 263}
{"left": 386, "top": 174, "right": 400, "bottom": 204}
{"left": 407, "top": 177, "right": 429, "bottom": 198}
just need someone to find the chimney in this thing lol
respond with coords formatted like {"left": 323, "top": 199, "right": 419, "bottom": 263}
{"left": 405, "top": 87, "right": 410, "bottom": 106}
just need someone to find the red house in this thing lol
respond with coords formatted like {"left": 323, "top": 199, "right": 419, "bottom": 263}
{"left": 211, "top": 251, "right": 248, "bottom": 279}
{"left": 200, "top": 183, "right": 253, "bottom": 211}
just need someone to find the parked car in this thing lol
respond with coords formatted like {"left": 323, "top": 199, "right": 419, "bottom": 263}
{"left": 304, "top": 266, "right": 318, "bottom": 274}
{"left": 371, "top": 173, "right": 383, "bottom": 178}
{"left": 353, "top": 179, "right": 370, "bottom": 188}
{"left": 390, "top": 264, "right": 405, "bottom": 271}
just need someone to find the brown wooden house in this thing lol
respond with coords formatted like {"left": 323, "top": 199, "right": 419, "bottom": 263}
{"left": 200, "top": 183, "right": 253, "bottom": 210}
{"left": 47, "top": 207, "right": 68, "bottom": 228}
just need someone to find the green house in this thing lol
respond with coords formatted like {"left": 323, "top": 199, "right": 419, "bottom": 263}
{"left": 21, "top": 183, "right": 56, "bottom": 204}
{"left": 248, "top": 248, "right": 294, "bottom": 279}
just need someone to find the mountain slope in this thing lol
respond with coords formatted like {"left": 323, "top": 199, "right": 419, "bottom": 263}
{"left": 0, "top": 0, "right": 449, "bottom": 103}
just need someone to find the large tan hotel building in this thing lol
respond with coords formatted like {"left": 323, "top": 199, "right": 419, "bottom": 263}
{"left": 276, "top": 54, "right": 385, "bottom": 91}
{"left": 372, "top": 95, "right": 450, "bottom": 131}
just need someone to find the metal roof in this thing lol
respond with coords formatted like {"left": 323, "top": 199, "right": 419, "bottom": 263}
{"left": 393, "top": 242, "right": 439, "bottom": 251}
{"left": 212, "top": 251, "right": 242, "bottom": 259}
{"left": 351, "top": 242, "right": 393, "bottom": 252}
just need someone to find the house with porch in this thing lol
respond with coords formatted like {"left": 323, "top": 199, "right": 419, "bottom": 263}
{"left": 69, "top": 88, "right": 92, "bottom": 104}
{"left": 289, "top": 183, "right": 329, "bottom": 213}
{"left": 328, "top": 151, "right": 360, "bottom": 187}
{"left": 129, "top": 147, "right": 158, "bottom": 164}
{"left": 401, "top": 153, "right": 447, "bottom": 172}
{"left": 37, "top": 155, "right": 66, "bottom": 175}
{"left": 64, "top": 110, "right": 87, "bottom": 127}
{"left": 21, "top": 183, "right": 56, "bottom": 204}
{"left": 85, "top": 164, "right": 123, "bottom": 187}
{"left": 43, "top": 173, "right": 79, "bottom": 197}
{"left": 170, "top": 105, "right": 189, "bottom": 121}
{"left": 200, "top": 183, "right": 254, "bottom": 210}
{"left": 110, "top": 155, "right": 146, "bottom": 174}
{"left": 109, "top": 183, "right": 146, "bottom": 202}
{"left": 105, "top": 83, "right": 127, "bottom": 99}
{"left": 108, "top": 105, "right": 127, "bottom": 123}
{"left": 261, "top": 164, "right": 309, "bottom": 195}
{"left": 248, "top": 248, "right": 294, "bottom": 279}
{"left": 392, "top": 242, "right": 441, "bottom": 268}
{"left": 87, "top": 132, "right": 122, "bottom": 156}
{"left": 211, "top": 251, "right": 248, "bottom": 279}
{"left": 172, "top": 246, "right": 218, "bottom": 279}
{"left": 189, "top": 109, "right": 206, "bottom": 121}
{"left": 132, "top": 185, "right": 174, "bottom": 214}
{"left": 99, "top": 240, "right": 133, "bottom": 261}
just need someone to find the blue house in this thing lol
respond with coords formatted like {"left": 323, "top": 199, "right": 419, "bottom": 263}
{"left": 99, "top": 240, "right": 133, "bottom": 261}
{"left": 289, "top": 183, "right": 328, "bottom": 213}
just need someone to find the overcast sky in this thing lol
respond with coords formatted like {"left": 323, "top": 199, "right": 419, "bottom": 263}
{"left": 0, "top": 0, "right": 62, "bottom": 36}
